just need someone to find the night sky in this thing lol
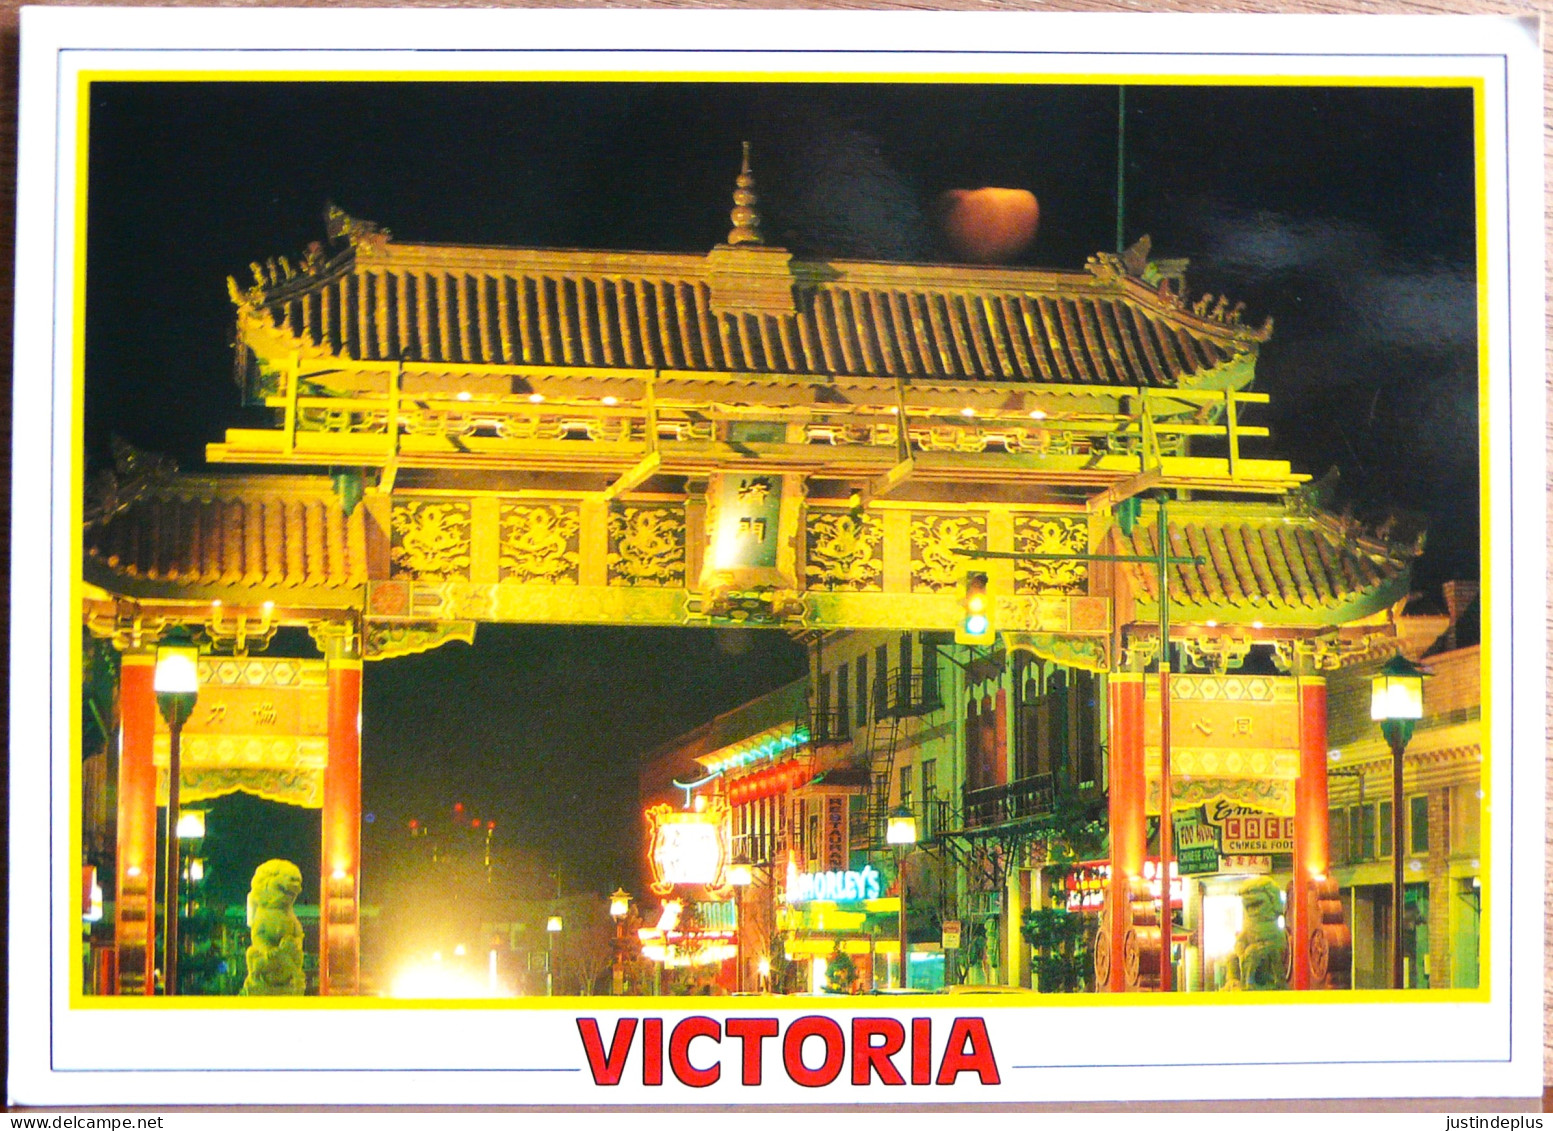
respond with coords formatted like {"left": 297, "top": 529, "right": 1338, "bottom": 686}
{"left": 83, "top": 80, "right": 1479, "bottom": 902}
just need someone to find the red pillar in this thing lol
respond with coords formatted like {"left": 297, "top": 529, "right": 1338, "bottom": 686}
{"left": 320, "top": 655, "right": 362, "bottom": 996}
{"left": 1291, "top": 676, "right": 1329, "bottom": 990}
{"left": 965, "top": 696, "right": 984, "bottom": 792}
{"left": 114, "top": 654, "right": 158, "bottom": 995}
{"left": 1106, "top": 672, "right": 1145, "bottom": 992}
{"left": 993, "top": 688, "right": 1009, "bottom": 787}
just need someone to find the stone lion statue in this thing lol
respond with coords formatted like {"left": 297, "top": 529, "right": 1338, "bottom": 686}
{"left": 1225, "top": 876, "right": 1288, "bottom": 991}
{"left": 242, "top": 859, "right": 305, "bottom": 995}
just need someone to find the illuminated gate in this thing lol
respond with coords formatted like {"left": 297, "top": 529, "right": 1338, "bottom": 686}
{"left": 82, "top": 153, "right": 1413, "bottom": 993}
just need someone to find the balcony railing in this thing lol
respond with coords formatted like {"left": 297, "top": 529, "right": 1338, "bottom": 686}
{"left": 878, "top": 671, "right": 944, "bottom": 720}
{"left": 730, "top": 830, "right": 779, "bottom": 867}
{"left": 810, "top": 708, "right": 851, "bottom": 747}
{"left": 962, "top": 774, "right": 1056, "bottom": 830}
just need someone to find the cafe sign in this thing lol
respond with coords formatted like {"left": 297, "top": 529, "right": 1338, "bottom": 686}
{"left": 1203, "top": 798, "right": 1294, "bottom": 854}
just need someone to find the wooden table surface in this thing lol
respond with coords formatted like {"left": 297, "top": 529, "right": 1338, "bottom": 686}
{"left": 0, "top": 0, "right": 1544, "bottom": 1112}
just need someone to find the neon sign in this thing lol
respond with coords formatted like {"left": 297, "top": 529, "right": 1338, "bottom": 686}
{"left": 645, "top": 801, "right": 729, "bottom": 894}
{"left": 785, "top": 864, "right": 882, "bottom": 904}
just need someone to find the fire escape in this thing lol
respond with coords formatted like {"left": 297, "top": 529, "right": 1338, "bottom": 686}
{"left": 928, "top": 659, "right": 1109, "bottom": 968}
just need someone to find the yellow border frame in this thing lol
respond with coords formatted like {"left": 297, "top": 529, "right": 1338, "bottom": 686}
{"left": 66, "top": 66, "right": 1493, "bottom": 1016}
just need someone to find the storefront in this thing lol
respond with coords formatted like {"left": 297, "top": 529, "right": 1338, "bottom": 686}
{"left": 637, "top": 899, "right": 738, "bottom": 992}
{"left": 776, "top": 860, "right": 904, "bottom": 993}
{"left": 1072, "top": 849, "right": 1306, "bottom": 994}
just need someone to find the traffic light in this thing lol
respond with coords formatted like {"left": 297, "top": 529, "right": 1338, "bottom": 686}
{"left": 956, "top": 571, "right": 995, "bottom": 645}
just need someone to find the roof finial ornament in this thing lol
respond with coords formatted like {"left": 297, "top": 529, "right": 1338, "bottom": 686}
{"left": 726, "top": 141, "right": 764, "bottom": 247}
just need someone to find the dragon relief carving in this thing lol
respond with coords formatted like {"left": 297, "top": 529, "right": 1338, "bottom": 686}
{"left": 390, "top": 500, "right": 472, "bottom": 581}
{"left": 1013, "top": 516, "right": 1089, "bottom": 594}
{"left": 910, "top": 514, "right": 986, "bottom": 592}
{"left": 499, "top": 504, "right": 581, "bottom": 585}
{"left": 364, "top": 621, "right": 478, "bottom": 661}
{"left": 607, "top": 505, "right": 686, "bottom": 587}
{"left": 805, "top": 511, "right": 883, "bottom": 591}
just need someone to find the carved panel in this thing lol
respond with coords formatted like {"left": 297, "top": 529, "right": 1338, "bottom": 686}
{"left": 910, "top": 513, "right": 986, "bottom": 592}
{"left": 607, "top": 504, "right": 686, "bottom": 588}
{"left": 167, "top": 766, "right": 324, "bottom": 809}
{"left": 1144, "top": 674, "right": 1301, "bottom": 781}
{"left": 804, "top": 509, "right": 884, "bottom": 592}
{"left": 390, "top": 499, "right": 472, "bottom": 581}
{"left": 364, "top": 620, "right": 478, "bottom": 660}
{"left": 1145, "top": 776, "right": 1295, "bottom": 818}
{"left": 1003, "top": 631, "right": 1111, "bottom": 673}
{"left": 1012, "top": 515, "right": 1089, "bottom": 594}
{"left": 498, "top": 503, "right": 580, "bottom": 585}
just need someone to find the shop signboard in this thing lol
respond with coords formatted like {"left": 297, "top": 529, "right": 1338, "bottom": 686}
{"left": 1221, "top": 855, "right": 1273, "bottom": 875}
{"left": 1064, "top": 862, "right": 1111, "bottom": 912}
{"left": 644, "top": 799, "right": 729, "bottom": 894}
{"left": 825, "top": 795, "right": 847, "bottom": 871}
{"left": 942, "top": 920, "right": 962, "bottom": 949}
{"left": 1174, "top": 813, "right": 1221, "bottom": 876}
{"left": 705, "top": 473, "right": 784, "bottom": 572}
{"left": 1203, "top": 799, "right": 1295, "bottom": 854}
{"left": 785, "top": 863, "right": 882, "bottom": 905}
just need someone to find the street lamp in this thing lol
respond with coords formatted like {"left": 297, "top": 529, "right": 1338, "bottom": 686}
{"left": 1371, "top": 653, "right": 1426, "bottom": 990}
{"left": 728, "top": 855, "right": 753, "bottom": 992}
{"left": 546, "top": 914, "right": 563, "bottom": 996}
{"left": 886, "top": 805, "right": 918, "bottom": 990}
{"left": 610, "top": 889, "right": 631, "bottom": 995}
{"left": 154, "top": 629, "right": 199, "bottom": 996}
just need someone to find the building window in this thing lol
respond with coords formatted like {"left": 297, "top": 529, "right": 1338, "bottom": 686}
{"left": 807, "top": 812, "right": 820, "bottom": 863}
{"left": 1328, "top": 808, "right": 1348, "bottom": 864}
{"left": 836, "top": 662, "right": 850, "bottom": 740}
{"left": 1409, "top": 794, "right": 1429, "bottom": 855}
{"left": 1449, "top": 782, "right": 1478, "bottom": 854}
{"left": 874, "top": 644, "right": 888, "bottom": 719}
{"left": 898, "top": 763, "right": 913, "bottom": 811}
{"left": 848, "top": 792, "right": 869, "bottom": 857}
{"left": 922, "top": 758, "right": 938, "bottom": 837}
{"left": 1378, "top": 800, "right": 1394, "bottom": 859}
{"left": 856, "top": 654, "right": 870, "bottom": 728}
{"left": 1349, "top": 803, "right": 1377, "bottom": 862}
{"left": 816, "top": 669, "right": 831, "bottom": 741}
{"left": 921, "top": 634, "right": 941, "bottom": 705}
{"left": 897, "top": 634, "right": 913, "bottom": 709}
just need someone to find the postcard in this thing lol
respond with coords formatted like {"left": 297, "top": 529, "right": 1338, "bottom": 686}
{"left": 9, "top": 7, "right": 1545, "bottom": 1108}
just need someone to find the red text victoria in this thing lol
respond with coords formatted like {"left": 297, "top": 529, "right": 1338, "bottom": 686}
{"left": 577, "top": 1015, "right": 1001, "bottom": 1088}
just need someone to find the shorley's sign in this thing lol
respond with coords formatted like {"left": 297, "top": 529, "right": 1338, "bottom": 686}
{"left": 785, "top": 864, "right": 882, "bottom": 904}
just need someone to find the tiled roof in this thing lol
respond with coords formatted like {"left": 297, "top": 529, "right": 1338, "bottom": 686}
{"left": 233, "top": 237, "right": 1268, "bottom": 387}
{"left": 84, "top": 475, "right": 366, "bottom": 591}
{"left": 1115, "top": 503, "right": 1416, "bottom": 618}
